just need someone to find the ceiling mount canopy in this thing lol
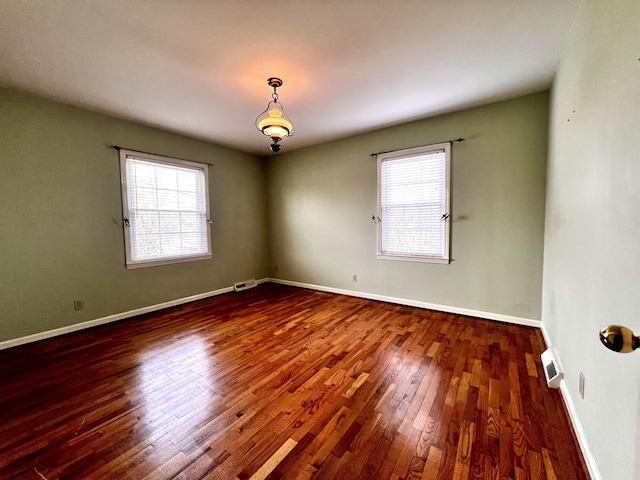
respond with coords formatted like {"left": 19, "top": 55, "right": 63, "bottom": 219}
{"left": 255, "top": 77, "right": 294, "bottom": 154}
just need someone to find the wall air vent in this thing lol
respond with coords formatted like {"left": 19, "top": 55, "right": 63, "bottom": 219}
{"left": 541, "top": 347, "right": 563, "bottom": 389}
{"left": 234, "top": 279, "right": 257, "bottom": 292}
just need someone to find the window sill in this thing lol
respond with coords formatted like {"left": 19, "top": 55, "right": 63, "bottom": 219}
{"left": 376, "top": 253, "right": 450, "bottom": 264}
{"left": 126, "top": 254, "right": 212, "bottom": 269}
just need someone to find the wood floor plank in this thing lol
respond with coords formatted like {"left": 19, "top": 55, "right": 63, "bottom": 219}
{"left": 246, "top": 437, "right": 298, "bottom": 480}
{"left": 0, "top": 283, "right": 589, "bottom": 479}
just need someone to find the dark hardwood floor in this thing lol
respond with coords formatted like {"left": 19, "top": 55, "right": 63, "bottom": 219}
{"left": 0, "top": 283, "right": 588, "bottom": 480}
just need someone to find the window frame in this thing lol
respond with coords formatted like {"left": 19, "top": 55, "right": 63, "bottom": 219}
{"left": 376, "top": 142, "right": 451, "bottom": 264}
{"left": 119, "top": 149, "right": 212, "bottom": 269}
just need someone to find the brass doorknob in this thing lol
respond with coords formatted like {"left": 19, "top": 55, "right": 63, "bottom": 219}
{"left": 599, "top": 325, "right": 640, "bottom": 353}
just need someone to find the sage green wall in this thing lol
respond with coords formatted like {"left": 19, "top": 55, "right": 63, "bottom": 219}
{"left": 0, "top": 88, "right": 268, "bottom": 342}
{"left": 268, "top": 92, "right": 549, "bottom": 320}
{"left": 542, "top": 1, "right": 640, "bottom": 478}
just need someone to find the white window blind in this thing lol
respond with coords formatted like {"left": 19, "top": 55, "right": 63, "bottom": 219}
{"left": 377, "top": 143, "right": 450, "bottom": 263}
{"left": 120, "top": 149, "right": 211, "bottom": 268}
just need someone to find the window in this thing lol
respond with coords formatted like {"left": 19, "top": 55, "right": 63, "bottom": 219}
{"left": 119, "top": 149, "right": 211, "bottom": 269}
{"left": 377, "top": 142, "right": 450, "bottom": 263}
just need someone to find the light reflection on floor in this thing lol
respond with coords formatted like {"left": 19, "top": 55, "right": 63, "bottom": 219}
{"left": 134, "top": 333, "right": 222, "bottom": 447}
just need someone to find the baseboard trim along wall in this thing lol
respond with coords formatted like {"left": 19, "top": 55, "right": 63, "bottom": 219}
{"left": 559, "top": 381, "right": 602, "bottom": 480}
{"left": 2, "top": 277, "right": 541, "bottom": 352}
{"left": 0, "top": 283, "right": 262, "bottom": 352}
{"left": 540, "top": 324, "right": 601, "bottom": 480}
{"left": 268, "top": 278, "right": 542, "bottom": 328}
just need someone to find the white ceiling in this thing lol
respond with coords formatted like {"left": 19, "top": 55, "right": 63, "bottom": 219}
{"left": 0, "top": 1, "right": 579, "bottom": 156}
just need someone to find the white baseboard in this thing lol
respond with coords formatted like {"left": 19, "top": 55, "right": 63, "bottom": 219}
{"left": 558, "top": 381, "right": 601, "bottom": 479}
{"left": 2, "top": 277, "right": 537, "bottom": 352}
{"left": 0, "top": 279, "right": 268, "bottom": 352}
{"left": 540, "top": 323, "right": 601, "bottom": 480}
{"left": 267, "top": 278, "right": 542, "bottom": 328}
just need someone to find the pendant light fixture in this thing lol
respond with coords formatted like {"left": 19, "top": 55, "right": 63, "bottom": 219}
{"left": 255, "top": 77, "right": 294, "bottom": 154}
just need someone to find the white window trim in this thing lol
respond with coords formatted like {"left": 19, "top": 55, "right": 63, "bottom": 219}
{"left": 376, "top": 142, "right": 451, "bottom": 264}
{"left": 119, "top": 149, "right": 212, "bottom": 269}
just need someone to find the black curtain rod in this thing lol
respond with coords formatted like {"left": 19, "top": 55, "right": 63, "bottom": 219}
{"left": 369, "top": 137, "right": 465, "bottom": 157}
{"left": 111, "top": 145, "right": 214, "bottom": 167}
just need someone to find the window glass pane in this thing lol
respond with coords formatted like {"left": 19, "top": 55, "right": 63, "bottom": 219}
{"left": 156, "top": 168, "right": 177, "bottom": 190}
{"left": 178, "top": 191, "right": 198, "bottom": 211}
{"left": 177, "top": 169, "right": 197, "bottom": 192}
{"left": 133, "top": 211, "right": 160, "bottom": 235}
{"left": 158, "top": 212, "right": 180, "bottom": 233}
{"left": 180, "top": 212, "right": 200, "bottom": 232}
{"left": 133, "top": 162, "right": 156, "bottom": 188}
{"left": 132, "top": 187, "right": 157, "bottom": 210}
{"left": 156, "top": 189, "right": 177, "bottom": 210}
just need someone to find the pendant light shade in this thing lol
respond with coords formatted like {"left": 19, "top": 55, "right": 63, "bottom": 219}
{"left": 258, "top": 108, "right": 293, "bottom": 141}
{"left": 256, "top": 78, "right": 294, "bottom": 153}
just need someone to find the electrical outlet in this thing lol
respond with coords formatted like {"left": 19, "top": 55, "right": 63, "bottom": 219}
{"left": 74, "top": 300, "right": 84, "bottom": 311}
{"left": 579, "top": 371, "right": 585, "bottom": 399}
{"left": 352, "top": 274, "right": 358, "bottom": 282}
